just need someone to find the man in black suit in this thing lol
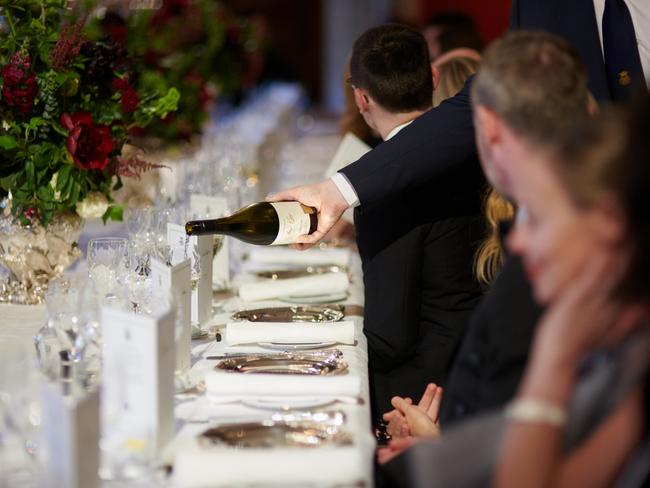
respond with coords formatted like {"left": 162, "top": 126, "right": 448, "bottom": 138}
{"left": 345, "top": 25, "right": 485, "bottom": 419}
{"left": 269, "top": 0, "right": 649, "bottom": 425}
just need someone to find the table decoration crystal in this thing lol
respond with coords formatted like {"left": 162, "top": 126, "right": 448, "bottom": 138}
{"left": 0, "top": 3, "right": 178, "bottom": 303}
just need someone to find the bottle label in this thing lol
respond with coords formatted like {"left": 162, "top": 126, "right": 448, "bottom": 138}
{"left": 270, "top": 202, "right": 313, "bottom": 245}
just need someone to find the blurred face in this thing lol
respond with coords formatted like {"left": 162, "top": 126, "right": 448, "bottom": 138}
{"left": 422, "top": 26, "right": 443, "bottom": 60}
{"left": 473, "top": 106, "right": 529, "bottom": 200}
{"left": 507, "top": 154, "right": 623, "bottom": 304}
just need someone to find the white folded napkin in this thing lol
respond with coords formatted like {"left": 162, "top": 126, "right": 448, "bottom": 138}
{"left": 238, "top": 272, "right": 349, "bottom": 301}
{"left": 225, "top": 320, "right": 355, "bottom": 346}
{"left": 205, "top": 369, "right": 361, "bottom": 399}
{"left": 173, "top": 446, "right": 370, "bottom": 487}
{"left": 248, "top": 247, "right": 350, "bottom": 267}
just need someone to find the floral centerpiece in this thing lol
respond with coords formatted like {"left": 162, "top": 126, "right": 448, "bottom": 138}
{"left": 0, "top": 0, "right": 179, "bottom": 303}
{"left": 102, "top": 0, "right": 256, "bottom": 142}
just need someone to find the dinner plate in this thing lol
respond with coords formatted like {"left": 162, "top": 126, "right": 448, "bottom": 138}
{"left": 278, "top": 292, "right": 348, "bottom": 304}
{"left": 257, "top": 340, "right": 337, "bottom": 351}
{"left": 241, "top": 397, "right": 338, "bottom": 411}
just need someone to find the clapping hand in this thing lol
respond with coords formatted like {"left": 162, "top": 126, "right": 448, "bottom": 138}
{"left": 377, "top": 437, "right": 420, "bottom": 465}
{"left": 382, "top": 383, "right": 443, "bottom": 439}
{"left": 267, "top": 179, "right": 350, "bottom": 250}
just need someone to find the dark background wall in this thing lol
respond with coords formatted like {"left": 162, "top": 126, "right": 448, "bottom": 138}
{"left": 420, "top": 0, "right": 511, "bottom": 44}
{"left": 223, "top": 0, "right": 512, "bottom": 108}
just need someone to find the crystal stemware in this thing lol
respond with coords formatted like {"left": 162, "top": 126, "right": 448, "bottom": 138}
{"left": 87, "top": 237, "right": 129, "bottom": 302}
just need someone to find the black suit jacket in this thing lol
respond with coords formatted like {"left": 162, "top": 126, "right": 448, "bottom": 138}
{"left": 356, "top": 162, "right": 485, "bottom": 417}
{"left": 438, "top": 254, "right": 542, "bottom": 426}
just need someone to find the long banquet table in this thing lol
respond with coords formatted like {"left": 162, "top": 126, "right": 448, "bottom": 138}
{"left": 0, "top": 237, "right": 375, "bottom": 488}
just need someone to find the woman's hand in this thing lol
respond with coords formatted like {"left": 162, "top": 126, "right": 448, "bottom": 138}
{"left": 377, "top": 437, "right": 420, "bottom": 465}
{"left": 382, "top": 383, "right": 443, "bottom": 439}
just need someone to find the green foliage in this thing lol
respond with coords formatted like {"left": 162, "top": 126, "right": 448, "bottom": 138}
{"left": 0, "top": 1, "right": 178, "bottom": 226}
{"left": 106, "top": 1, "right": 255, "bottom": 141}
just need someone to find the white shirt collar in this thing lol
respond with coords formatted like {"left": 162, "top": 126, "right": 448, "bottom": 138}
{"left": 385, "top": 120, "right": 414, "bottom": 141}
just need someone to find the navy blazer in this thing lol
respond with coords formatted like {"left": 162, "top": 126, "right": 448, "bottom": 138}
{"left": 340, "top": 0, "right": 612, "bottom": 210}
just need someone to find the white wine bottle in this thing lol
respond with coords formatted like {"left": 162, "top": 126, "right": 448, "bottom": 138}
{"left": 185, "top": 202, "right": 318, "bottom": 245}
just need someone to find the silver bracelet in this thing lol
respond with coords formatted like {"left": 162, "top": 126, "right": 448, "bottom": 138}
{"left": 504, "top": 398, "right": 568, "bottom": 427}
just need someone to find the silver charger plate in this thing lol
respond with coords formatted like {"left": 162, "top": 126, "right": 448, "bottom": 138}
{"left": 231, "top": 305, "right": 345, "bottom": 323}
{"left": 255, "top": 265, "right": 347, "bottom": 280}
{"left": 215, "top": 354, "right": 348, "bottom": 376}
{"left": 198, "top": 414, "right": 352, "bottom": 448}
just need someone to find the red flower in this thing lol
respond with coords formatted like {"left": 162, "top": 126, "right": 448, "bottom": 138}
{"left": 112, "top": 78, "right": 138, "bottom": 114}
{"left": 1, "top": 53, "right": 38, "bottom": 114}
{"left": 60, "top": 112, "right": 114, "bottom": 171}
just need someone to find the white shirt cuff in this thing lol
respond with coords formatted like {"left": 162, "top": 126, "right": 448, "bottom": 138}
{"left": 330, "top": 172, "right": 360, "bottom": 208}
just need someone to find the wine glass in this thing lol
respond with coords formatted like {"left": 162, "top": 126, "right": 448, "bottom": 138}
{"left": 87, "top": 237, "right": 129, "bottom": 302}
{"left": 33, "top": 280, "right": 69, "bottom": 380}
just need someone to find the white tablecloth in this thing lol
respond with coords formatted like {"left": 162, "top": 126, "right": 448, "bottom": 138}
{"left": 0, "top": 253, "right": 374, "bottom": 487}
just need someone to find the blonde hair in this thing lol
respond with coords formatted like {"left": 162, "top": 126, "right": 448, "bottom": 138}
{"left": 474, "top": 187, "right": 515, "bottom": 286}
{"left": 432, "top": 55, "right": 479, "bottom": 107}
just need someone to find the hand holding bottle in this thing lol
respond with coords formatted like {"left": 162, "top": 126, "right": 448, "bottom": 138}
{"left": 266, "top": 179, "right": 350, "bottom": 250}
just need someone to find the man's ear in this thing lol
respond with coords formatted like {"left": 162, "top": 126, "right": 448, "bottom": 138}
{"left": 431, "top": 63, "right": 441, "bottom": 90}
{"left": 353, "top": 87, "right": 370, "bottom": 113}
{"left": 474, "top": 105, "right": 501, "bottom": 146}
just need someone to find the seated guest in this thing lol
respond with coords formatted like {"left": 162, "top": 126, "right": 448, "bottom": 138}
{"left": 345, "top": 24, "right": 486, "bottom": 421}
{"left": 494, "top": 99, "right": 650, "bottom": 488}
{"left": 326, "top": 49, "right": 481, "bottom": 246}
{"left": 380, "top": 30, "right": 593, "bottom": 444}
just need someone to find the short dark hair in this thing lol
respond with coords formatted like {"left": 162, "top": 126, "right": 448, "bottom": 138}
{"left": 349, "top": 24, "right": 433, "bottom": 113}
{"left": 472, "top": 30, "right": 590, "bottom": 145}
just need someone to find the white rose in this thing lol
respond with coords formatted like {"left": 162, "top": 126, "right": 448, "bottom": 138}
{"left": 49, "top": 172, "right": 62, "bottom": 202}
{"left": 75, "top": 192, "right": 109, "bottom": 219}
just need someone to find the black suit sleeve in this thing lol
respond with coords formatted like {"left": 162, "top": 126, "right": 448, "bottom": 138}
{"left": 339, "top": 78, "right": 476, "bottom": 211}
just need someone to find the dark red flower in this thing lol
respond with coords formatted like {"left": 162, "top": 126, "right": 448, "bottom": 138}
{"left": 50, "top": 16, "right": 87, "bottom": 71}
{"left": 1, "top": 53, "right": 38, "bottom": 114}
{"left": 112, "top": 78, "right": 138, "bottom": 114}
{"left": 60, "top": 112, "right": 114, "bottom": 171}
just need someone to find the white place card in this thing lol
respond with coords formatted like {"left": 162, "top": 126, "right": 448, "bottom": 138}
{"left": 190, "top": 194, "right": 230, "bottom": 291}
{"left": 167, "top": 223, "right": 213, "bottom": 326}
{"left": 150, "top": 257, "right": 192, "bottom": 373}
{"left": 101, "top": 305, "right": 175, "bottom": 454}
{"left": 42, "top": 384, "right": 100, "bottom": 488}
